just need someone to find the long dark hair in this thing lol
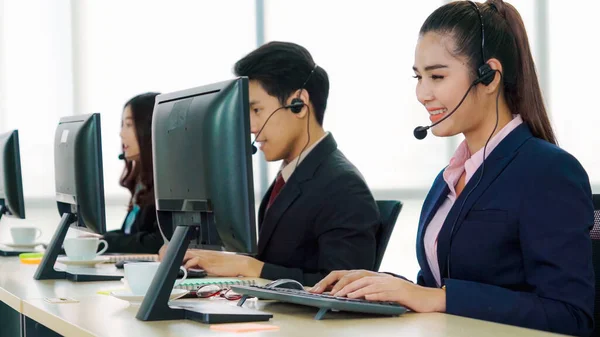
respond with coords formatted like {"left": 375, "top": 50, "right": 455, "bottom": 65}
{"left": 119, "top": 92, "right": 160, "bottom": 211}
{"left": 420, "top": 0, "right": 556, "bottom": 144}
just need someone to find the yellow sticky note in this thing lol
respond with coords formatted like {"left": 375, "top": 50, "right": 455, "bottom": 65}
{"left": 97, "top": 288, "right": 125, "bottom": 295}
{"left": 209, "top": 323, "right": 279, "bottom": 333}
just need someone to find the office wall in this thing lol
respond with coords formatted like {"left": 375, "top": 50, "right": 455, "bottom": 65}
{"left": 70, "top": 0, "right": 257, "bottom": 200}
{"left": 548, "top": 1, "right": 600, "bottom": 183}
{"left": 0, "top": 0, "right": 73, "bottom": 198}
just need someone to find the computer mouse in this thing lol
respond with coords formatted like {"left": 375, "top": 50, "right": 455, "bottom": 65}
{"left": 265, "top": 279, "right": 305, "bottom": 290}
{"left": 115, "top": 259, "right": 154, "bottom": 269}
{"left": 180, "top": 268, "right": 207, "bottom": 279}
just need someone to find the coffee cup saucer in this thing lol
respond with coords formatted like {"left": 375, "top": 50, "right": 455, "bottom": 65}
{"left": 110, "top": 289, "right": 188, "bottom": 306}
{"left": 56, "top": 255, "right": 110, "bottom": 266}
{"left": 1, "top": 242, "right": 44, "bottom": 249}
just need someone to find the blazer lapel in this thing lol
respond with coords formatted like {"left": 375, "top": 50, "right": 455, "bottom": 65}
{"left": 416, "top": 177, "right": 449, "bottom": 286}
{"left": 257, "top": 180, "right": 301, "bottom": 255}
{"left": 256, "top": 133, "right": 339, "bottom": 256}
{"left": 436, "top": 124, "right": 533, "bottom": 280}
{"left": 257, "top": 181, "right": 273, "bottom": 225}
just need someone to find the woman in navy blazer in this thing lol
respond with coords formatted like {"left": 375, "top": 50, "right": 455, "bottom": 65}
{"left": 311, "top": 1, "right": 594, "bottom": 336}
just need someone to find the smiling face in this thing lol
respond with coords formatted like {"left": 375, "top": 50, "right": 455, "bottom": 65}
{"left": 413, "top": 32, "right": 488, "bottom": 138}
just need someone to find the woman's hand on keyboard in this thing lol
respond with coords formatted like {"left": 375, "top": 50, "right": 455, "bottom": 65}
{"left": 332, "top": 275, "right": 446, "bottom": 313}
{"left": 309, "top": 270, "right": 390, "bottom": 295}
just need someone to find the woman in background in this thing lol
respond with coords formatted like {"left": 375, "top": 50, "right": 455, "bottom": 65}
{"left": 102, "top": 92, "right": 166, "bottom": 254}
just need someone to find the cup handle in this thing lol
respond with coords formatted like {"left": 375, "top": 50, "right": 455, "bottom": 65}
{"left": 34, "top": 228, "right": 42, "bottom": 240}
{"left": 174, "top": 267, "right": 188, "bottom": 287}
{"left": 96, "top": 239, "right": 109, "bottom": 256}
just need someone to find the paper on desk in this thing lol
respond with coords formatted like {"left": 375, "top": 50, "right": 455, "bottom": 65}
{"left": 210, "top": 323, "right": 279, "bottom": 333}
{"left": 44, "top": 297, "right": 79, "bottom": 304}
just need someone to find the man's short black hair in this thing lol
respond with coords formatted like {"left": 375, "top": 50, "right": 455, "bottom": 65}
{"left": 234, "top": 41, "right": 329, "bottom": 126}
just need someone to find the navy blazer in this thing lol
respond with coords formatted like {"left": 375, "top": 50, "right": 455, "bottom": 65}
{"left": 416, "top": 124, "right": 594, "bottom": 336}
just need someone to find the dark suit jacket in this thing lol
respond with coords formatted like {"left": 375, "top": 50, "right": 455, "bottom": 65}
{"left": 257, "top": 133, "right": 380, "bottom": 286}
{"left": 415, "top": 124, "right": 594, "bottom": 336}
{"left": 103, "top": 204, "right": 165, "bottom": 254}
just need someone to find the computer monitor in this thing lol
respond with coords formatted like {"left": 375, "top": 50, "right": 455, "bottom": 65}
{"left": 34, "top": 113, "right": 120, "bottom": 281}
{"left": 0, "top": 130, "right": 25, "bottom": 222}
{"left": 54, "top": 114, "right": 106, "bottom": 234}
{"left": 137, "top": 77, "right": 268, "bottom": 323}
{"left": 0, "top": 130, "right": 31, "bottom": 256}
{"left": 152, "top": 79, "right": 257, "bottom": 254}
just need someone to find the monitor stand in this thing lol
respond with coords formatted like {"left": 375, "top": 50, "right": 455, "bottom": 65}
{"left": 33, "top": 212, "right": 122, "bottom": 282}
{"left": 136, "top": 216, "right": 272, "bottom": 324}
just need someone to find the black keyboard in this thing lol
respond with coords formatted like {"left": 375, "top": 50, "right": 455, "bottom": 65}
{"left": 231, "top": 285, "right": 407, "bottom": 320}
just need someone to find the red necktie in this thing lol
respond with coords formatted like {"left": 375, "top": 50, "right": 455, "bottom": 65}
{"left": 267, "top": 173, "right": 286, "bottom": 209}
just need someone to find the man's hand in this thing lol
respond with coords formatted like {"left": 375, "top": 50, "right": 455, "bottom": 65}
{"left": 182, "top": 249, "right": 264, "bottom": 277}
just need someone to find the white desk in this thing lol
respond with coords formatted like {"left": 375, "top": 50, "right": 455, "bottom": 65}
{"left": 20, "top": 294, "right": 567, "bottom": 337}
{"left": 0, "top": 258, "right": 123, "bottom": 311}
{"left": 0, "top": 252, "right": 569, "bottom": 337}
{"left": 0, "top": 256, "right": 123, "bottom": 337}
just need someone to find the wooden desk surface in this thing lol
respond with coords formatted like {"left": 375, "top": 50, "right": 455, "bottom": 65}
{"left": 21, "top": 294, "right": 566, "bottom": 337}
{"left": 0, "top": 257, "right": 123, "bottom": 312}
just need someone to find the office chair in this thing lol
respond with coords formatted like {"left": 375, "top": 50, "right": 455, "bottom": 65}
{"left": 591, "top": 194, "right": 600, "bottom": 337}
{"left": 374, "top": 200, "right": 403, "bottom": 271}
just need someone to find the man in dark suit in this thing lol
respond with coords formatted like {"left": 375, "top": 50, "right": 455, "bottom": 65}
{"left": 172, "top": 41, "right": 380, "bottom": 286}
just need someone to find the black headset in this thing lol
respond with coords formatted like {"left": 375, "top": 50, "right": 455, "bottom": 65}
{"left": 250, "top": 64, "right": 319, "bottom": 155}
{"left": 413, "top": 1, "right": 496, "bottom": 140}
{"left": 287, "top": 99, "right": 305, "bottom": 114}
{"left": 443, "top": 1, "right": 502, "bottom": 281}
{"left": 288, "top": 64, "right": 318, "bottom": 113}
{"left": 471, "top": 1, "right": 495, "bottom": 86}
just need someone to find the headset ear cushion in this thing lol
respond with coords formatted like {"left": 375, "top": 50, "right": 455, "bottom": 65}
{"left": 478, "top": 64, "right": 495, "bottom": 86}
{"left": 289, "top": 98, "right": 304, "bottom": 113}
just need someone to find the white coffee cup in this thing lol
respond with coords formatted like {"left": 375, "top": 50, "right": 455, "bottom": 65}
{"left": 63, "top": 237, "right": 108, "bottom": 261}
{"left": 10, "top": 226, "right": 42, "bottom": 245}
{"left": 124, "top": 262, "right": 188, "bottom": 296}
